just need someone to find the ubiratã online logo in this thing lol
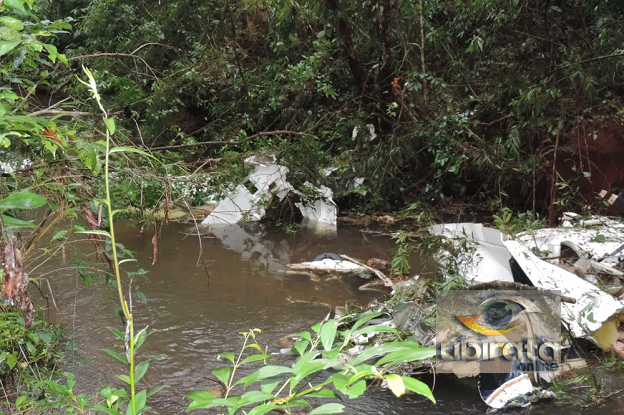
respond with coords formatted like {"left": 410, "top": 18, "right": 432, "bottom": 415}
{"left": 436, "top": 290, "right": 562, "bottom": 374}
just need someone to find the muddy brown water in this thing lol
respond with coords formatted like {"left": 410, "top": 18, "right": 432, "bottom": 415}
{"left": 33, "top": 222, "right": 624, "bottom": 414}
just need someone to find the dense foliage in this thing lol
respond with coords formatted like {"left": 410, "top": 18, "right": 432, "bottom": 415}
{"left": 6, "top": 0, "right": 618, "bottom": 214}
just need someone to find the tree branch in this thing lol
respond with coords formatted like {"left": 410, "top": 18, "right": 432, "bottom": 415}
{"left": 148, "top": 130, "right": 318, "bottom": 152}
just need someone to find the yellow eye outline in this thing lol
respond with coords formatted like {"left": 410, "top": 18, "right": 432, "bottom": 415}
{"left": 456, "top": 296, "right": 542, "bottom": 336}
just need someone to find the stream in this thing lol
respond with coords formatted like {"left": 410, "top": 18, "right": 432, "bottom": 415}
{"left": 35, "top": 222, "right": 624, "bottom": 414}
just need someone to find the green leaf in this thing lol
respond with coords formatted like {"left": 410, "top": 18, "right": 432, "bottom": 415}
{"left": 25, "top": 341, "right": 36, "bottom": 356}
{"left": 385, "top": 374, "right": 405, "bottom": 397}
{"left": 331, "top": 373, "right": 349, "bottom": 394}
{"left": 0, "top": 190, "right": 46, "bottom": 209}
{"left": 308, "top": 403, "right": 345, "bottom": 414}
{"left": 260, "top": 377, "right": 282, "bottom": 394}
{"left": 347, "top": 379, "right": 367, "bottom": 399}
{"left": 248, "top": 404, "right": 282, "bottom": 415}
{"left": 116, "top": 374, "right": 131, "bottom": 384}
{"left": 6, "top": 353, "right": 17, "bottom": 369}
{"left": 375, "top": 347, "right": 436, "bottom": 367}
{"left": 255, "top": 365, "right": 293, "bottom": 380}
{"left": 240, "top": 354, "right": 268, "bottom": 365}
{"left": 305, "top": 389, "right": 339, "bottom": 399}
{"left": 134, "top": 389, "right": 146, "bottom": 413}
{"left": 231, "top": 391, "right": 274, "bottom": 413}
{"left": 352, "top": 342, "right": 424, "bottom": 365}
{"left": 211, "top": 366, "right": 231, "bottom": 386}
{"left": 85, "top": 406, "right": 123, "bottom": 415}
{"left": 401, "top": 376, "right": 435, "bottom": 403}
{"left": 43, "top": 43, "right": 58, "bottom": 62}
{"left": 2, "top": 214, "right": 36, "bottom": 228}
{"left": 51, "top": 230, "right": 68, "bottom": 242}
{"left": 104, "top": 117, "right": 116, "bottom": 135}
{"left": 5, "top": 0, "right": 26, "bottom": 13}
{"left": 146, "top": 384, "right": 169, "bottom": 398}
{"left": 0, "top": 16, "right": 23, "bottom": 31}
{"left": 218, "top": 352, "right": 235, "bottom": 364}
{"left": 320, "top": 319, "right": 339, "bottom": 351}
{"left": 103, "top": 349, "right": 129, "bottom": 364}
{"left": 135, "top": 361, "right": 149, "bottom": 382}
{"left": 0, "top": 40, "right": 20, "bottom": 57}
{"left": 294, "top": 339, "right": 309, "bottom": 356}
{"left": 0, "top": 26, "right": 19, "bottom": 40}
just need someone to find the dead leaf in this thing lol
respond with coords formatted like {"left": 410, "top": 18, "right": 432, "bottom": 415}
{"left": 151, "top": 232, "right": 159, "bottom": 265}
{"left": 3, "top": 236, "right": 34, "bottom": 329}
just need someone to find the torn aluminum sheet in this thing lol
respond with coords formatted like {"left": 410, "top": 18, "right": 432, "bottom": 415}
{"left": 478, "top": 372, "right": 535, "bottom": 409}
{"left": 429, "top": 223, "right": 515, "bottom": 284}
{"left": 504, "top": 240, "right": 624, "bottom": 349}
{"left": 287, "top": 258, "right": 368, "bottom": 274}
{"left": 201, "top": 163, "right": 293, "bottom": 226}
{"left": 517, "top": 213, "right": 624, "bottom": 267}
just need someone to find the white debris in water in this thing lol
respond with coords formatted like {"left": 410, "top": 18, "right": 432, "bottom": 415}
{"left": 482, "top": 374, "right": 535, "bottom": 409}
{"left": 287, "top": 258, "right": 367, "bottom": 274}
{"left": 201, "top": 162, "right": 293, "bottom": 226}
{"left": 201, "top": 155, "right": 337, "bottom": 232}
{"left": 296, "top": 185, "right": 337, "bottom": 234}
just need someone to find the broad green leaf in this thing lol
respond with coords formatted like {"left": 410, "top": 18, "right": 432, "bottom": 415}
{"left": 2, "top": 214, "right": 35, "bottom": 228}
{"left": 0, "top": 40, "right": 20, "bottom": 57}
{"left": 255, "top": 365, "right": 293, "bottom": 380}
{"left": 320, "top": 319, "right": 339, "bottom": 351}
{"left": 0, "top": 26, "right": 19, "bottom": 40}
{"left": 0, "top": 190, "right": 46, "bottom": 209}
{"left": 375, "top": 347, "right": 436, "bottom": 367}
{"left": 350, "top": 312, "right": 385, "bottom": 332}
{"left": 186, "top": 397, "right": 232, "bottom": 411}
{"left": 401, "top": 376, "right": 435, "bottom": 403}
{"left": 134, "top": 389, "right": 146, "bottom": 413}
{"left": 248, "top": 404, "right": 281, "bottom": 415}
{"left": 0, "top": 16, "right": 24, "bottom": 31}
{"left": 51, "top": 230, "right": 68, "bottom": 242}
{"left": 211, "top": 366, "right": 231, "bottom": 386}
{"left": 290, "top": 359, "right": 336, "bottom": 389}
{"left": 135, "top": 361, "right": 149, "bottom": 382}
{"left": 43, "top": 43, "right": 57, "bottom": 62}
{"left": 218, "top": 352, "right": 235, "bottom": 364}
{"left": 104, "top": 117, "right": 116, "bottom": 135}
{"left": 6, "top": 353, "right": 17, "bottom": 369}
{"left": 305, "top": 389, "right": 339, "bottom": 399}
{"left": 103, "top": 349, "right": 129, "bottom": 364}
{"left": 231, "top": 391, "right": 274, "bottom": 413}
{"left": 260, "top": 377, "right": 282, "bottom": 394}
{"left": 385, "top": 374, "right": 405, "bottom": 397}
{"left": 5, "top": 0, "right": 26, "bottom": 13}
{"left": 146, "top": 384, "right": 169, "bottom": 398}
{"left": 347, "top": 379, "right": 366, "bottom": 399}
{"left": 331, "top": 373, "right": 349, "bottom": 394}
{"left": 116, "top": 374, "right": 131, "bottom": 384}
{"left": 241, "top": 354, "right": 268, "bottom": 364}
{"left": 186, "top": 390, "right": 216, "bottom": 403}
{"left": 352, "top": 341, "right": 423, "bottom": 365}
{"left": 294, "top": 339, "right": 309, "bottom": 356}
{"left": 308, "top": 403, "right": 345, "bottom": 414}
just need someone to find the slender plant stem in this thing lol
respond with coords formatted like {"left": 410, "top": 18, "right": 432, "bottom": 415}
{"left": 129, "top": 317, "right": 136, "bottom": 414}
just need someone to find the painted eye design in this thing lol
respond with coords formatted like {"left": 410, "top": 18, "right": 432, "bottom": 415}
{"left": 456, "top": 296, "right": 542, "bottom": 336}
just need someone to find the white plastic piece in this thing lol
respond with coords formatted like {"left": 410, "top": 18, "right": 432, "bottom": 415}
{"left": 296, "top": 185, "right": 337, "bottom": 234}
{"left": 483, "top": 374, "right": 534, "bottom": 409}
{"left": 0, "top": 158, "right": 33, "bottom": 174}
